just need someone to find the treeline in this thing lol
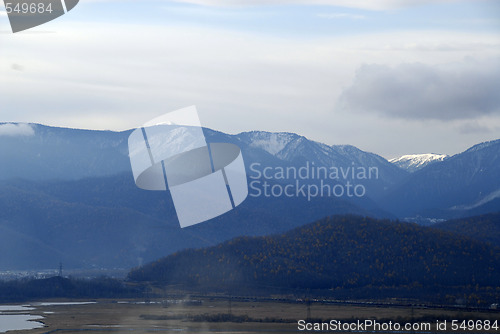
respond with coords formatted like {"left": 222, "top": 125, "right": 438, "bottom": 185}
{"left": 433, "top": 212, "right": 500, "bottom": 247}
{"left": 128, "top": 215, "right": 500, "bottom": 301}
{"left": 0, "top": 276, "right": 142, "bottom": 302}
{"left": 141, "top": 313, "right": 296, "bottom": 323}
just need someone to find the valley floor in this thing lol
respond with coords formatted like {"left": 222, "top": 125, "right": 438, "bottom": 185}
{"left": 11, "top": 298, "right": 500, "bottom": 334}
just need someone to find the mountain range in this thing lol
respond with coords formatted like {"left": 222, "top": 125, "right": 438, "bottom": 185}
{"left": 0, "top": 122, "right": 499, "bottom": 270}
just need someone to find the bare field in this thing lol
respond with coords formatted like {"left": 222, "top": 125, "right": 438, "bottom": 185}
{"left": 15, "top": 298, "right": 500, "bottom": 334}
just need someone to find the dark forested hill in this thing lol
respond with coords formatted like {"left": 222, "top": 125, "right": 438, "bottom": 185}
{"left": 433, "top": 212, "right": 500, "bottom": 247}
{"left": 128, "top": 215, "right": 500, "bottom": 294}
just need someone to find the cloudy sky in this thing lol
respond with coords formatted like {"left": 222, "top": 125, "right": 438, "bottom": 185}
{"left": 1, "top": 0, "right": 499, "bottom": 158}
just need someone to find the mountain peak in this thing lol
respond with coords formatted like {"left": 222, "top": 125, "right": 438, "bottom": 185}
{"left": 390, "top": 153, "right": 448, "bottom": 173}
{"left": 463, "top": 139, "right": 500, "bottom": 154}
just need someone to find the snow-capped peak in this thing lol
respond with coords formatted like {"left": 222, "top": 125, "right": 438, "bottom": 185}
{"left": 390, "top": 153, "right": 448, "bottom": 172}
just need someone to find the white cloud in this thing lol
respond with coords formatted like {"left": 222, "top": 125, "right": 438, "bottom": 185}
{"left": 317, "top": 13, "right": 365, "bottom": 19}
{"left": 337, "top": 58, "right": 500, "bottom": 120}
{"left": 1, "top": 18, "right": 499, "bottom": 157}
{"left": 0, "top": 10, "right": 7, "bottom": 16}
{"left": 81, "top": 0, "right": 488, "bottom": 10}
{"left": 0, "top": 23, "right": 349, "bottom": 133}
{"left": 0, "top": 123, "right": 35, "bottom": 136}
{"left": 168, "top": 0, "right": 478, "bottom": 10}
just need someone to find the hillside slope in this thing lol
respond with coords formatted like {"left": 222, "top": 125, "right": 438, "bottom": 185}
{"left": 0, "top": 175, "right": 377, "bottom": 270}
{"left": 433, "top": 212, "right": 500, "bottom": 247}
{"left": 128, "top": 215, "right": 500, "bottom": 293}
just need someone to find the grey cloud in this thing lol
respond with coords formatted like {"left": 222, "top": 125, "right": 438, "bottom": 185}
{"left": 458, "top": 122, "right": 495, "bottom": 134}
{"left": 337, "top": 60, "right": 500, "bottom": 120}
{"left": 11, "top": 64, "right": 24, "bottom": 71}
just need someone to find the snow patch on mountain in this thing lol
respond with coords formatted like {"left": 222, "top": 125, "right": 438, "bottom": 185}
{"left": 390, "top": 153, "right": 448, "bottom": 172}
{"left": 247, "top": 132, "right": 298, "bottom": 155}
{"left": 450, "top": 188, "right": 500, "bottom": 211}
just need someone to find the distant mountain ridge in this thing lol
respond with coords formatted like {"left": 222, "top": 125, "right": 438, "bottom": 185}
{"left": 0, "top": 123, "right": 499, "bottom": 270}
{"left": 0, "top": 123, "right": 401, "bottom": 176}
{"left": 0, "top": 123, "right": 132, "bottom": 181}
{"left": 0, "top": 122, "right": 498, "bottom": 220}
{"left": 0, "top": 123, "right": 405, "bottom": 270}
{"left": 390, "top": 153, "right": 448, "bottom": 172}
{"left": 465, "top": 138, "right": 500, "bottom": 153}
{"left": 0, "top": 123, "right": 406, "bottom": 201}
{"left": 242, "top": 131, "right": 391, "bottom": 169}
{"left": 381, "top": 138, "right": 500, "bottom": 219}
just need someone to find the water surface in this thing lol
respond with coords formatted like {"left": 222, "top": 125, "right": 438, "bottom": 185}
{"left": 0, "top": 305, "right": 44, "bottom": 333}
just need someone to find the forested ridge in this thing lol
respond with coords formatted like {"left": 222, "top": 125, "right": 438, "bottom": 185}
{"left": 0, "top": 276, "right": 141, "bottom": 302}
{"left": 433, "top": 212, "right": 500, "bottom": 246}
{"left": 128, "top": 215, "right": 500, "bottom": 293}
